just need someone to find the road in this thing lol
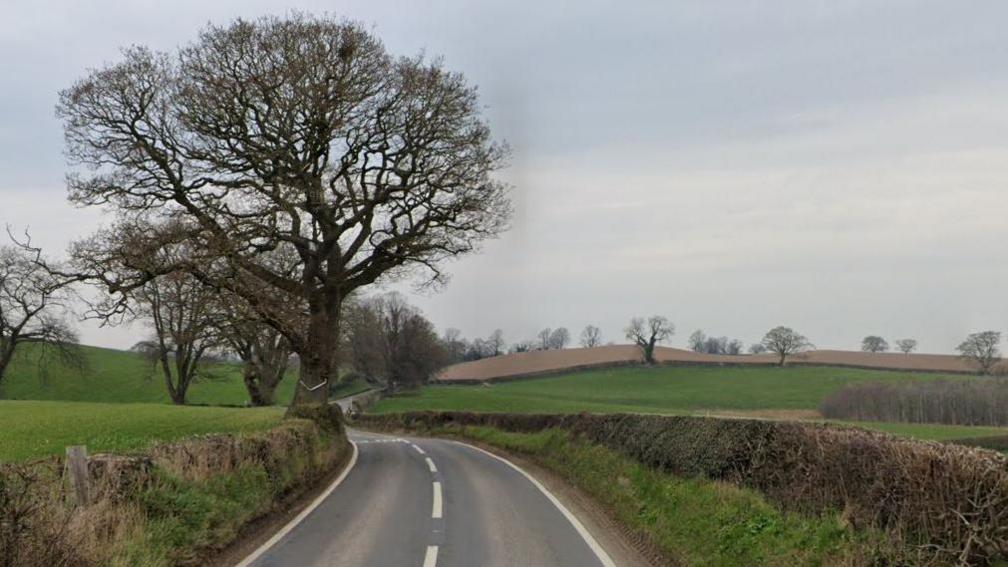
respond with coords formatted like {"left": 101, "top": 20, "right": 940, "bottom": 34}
{"left": 241, "top": 430, "right": 615, "bottom": 567}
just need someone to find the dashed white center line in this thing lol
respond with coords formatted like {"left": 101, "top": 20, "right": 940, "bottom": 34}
{"left": 431, "top": 481, "right": 443, "bottom": 519}
{"left": 422, "top": 545, "right": 439, "bottom": 567}
{"left": 412, "top": 443, "right": 426, "bottom": 455}
{"left": 425, "top": 457, "right": 437, "bottom": 473}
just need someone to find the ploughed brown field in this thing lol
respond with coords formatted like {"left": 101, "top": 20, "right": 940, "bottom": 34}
{"left": 436, "top": 345, "right": 975, "bottom": 382}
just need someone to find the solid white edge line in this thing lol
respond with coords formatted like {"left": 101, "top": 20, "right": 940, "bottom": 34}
{"left": 454, "top": 440, "right": 617, "bottom": 567}
{"left": 422, "top": 545, "right": 439, "bottom": 567}
{"left": 236, "top": 440, "right": 360, "bottom": 567}
{"left": 431, "top": 481, "right": 443, "bottom": 518}
{"left": 425, "top": 457, "right": 438, "bottom": 473}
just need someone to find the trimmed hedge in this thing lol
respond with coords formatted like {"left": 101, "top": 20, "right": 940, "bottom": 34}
{"left": 359, "top": 411, "right": 1008, "bottom": 564}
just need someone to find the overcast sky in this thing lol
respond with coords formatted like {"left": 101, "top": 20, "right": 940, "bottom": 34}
{"left": 3, "top": 1, "right": 1008, "bottom": 353}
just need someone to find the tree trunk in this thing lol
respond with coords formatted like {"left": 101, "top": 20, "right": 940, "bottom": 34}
{"left": 642, "top": 342, "right": 656, "bottom": 364}
{"left": 778, "top": 352, "right": 786, "bottom": 366}
{"left": 243, "top": 364, "right": 280, "bottom": 406}
{"left": 292, "top": 295, "right": 341, "bottom": 406}
{"left": 0, "top": 344, "right": 14, "bottom": 390}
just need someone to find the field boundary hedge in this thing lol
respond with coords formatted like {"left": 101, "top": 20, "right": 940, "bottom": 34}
{"left": 0, "top": 404, "right": 349, "bottom": 566}
{"left": 359, "top": 411, "right": 1008, "bottom": 564}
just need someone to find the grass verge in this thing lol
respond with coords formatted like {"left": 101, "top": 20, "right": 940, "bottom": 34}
{"left": 0, "top": 405, "right": 349, "bottom": 566}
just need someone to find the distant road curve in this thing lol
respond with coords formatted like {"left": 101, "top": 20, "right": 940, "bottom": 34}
{"left": 240, "top": 430, "right": 615, "bottom": 567}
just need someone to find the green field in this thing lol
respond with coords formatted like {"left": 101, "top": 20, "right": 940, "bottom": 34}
{"left": 373, "top": 365, "right": 1003, "bottom": 441}
{"left": 0, "top": 344, "right": 298, "bottom": 405}
{"left": 0, "top": 400, "right": 285, "bottom": 461}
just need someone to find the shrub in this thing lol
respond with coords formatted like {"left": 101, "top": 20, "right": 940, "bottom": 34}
{"left": 360, "top": 411, "right": 1008, "bottom": 564}
{"left": 820, "top": 379, "right": 1008, "bottom": 426}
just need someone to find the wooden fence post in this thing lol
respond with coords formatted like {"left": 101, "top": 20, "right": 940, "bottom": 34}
{"left": 66, "top": 445, "right": 90, "bottom": 506}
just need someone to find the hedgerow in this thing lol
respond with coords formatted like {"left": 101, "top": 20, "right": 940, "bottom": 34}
{"left": 360, "top": 411, "right": 1008, "bottom": 564}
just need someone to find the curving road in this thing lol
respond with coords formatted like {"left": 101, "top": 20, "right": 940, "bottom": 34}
{"left": 241, "top": 430, "right": 615, "bottom": 567}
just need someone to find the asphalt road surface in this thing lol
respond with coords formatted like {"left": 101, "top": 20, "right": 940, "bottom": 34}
{"left": 242, "top": 430, "right": 615, "bottom": 567}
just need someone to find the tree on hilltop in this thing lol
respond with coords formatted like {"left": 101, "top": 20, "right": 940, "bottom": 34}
{"left": 761, "top": 326, "right": 812, "bottom": 366}
{"left": 625, "top": 316, "right": 674, "bottom": 364}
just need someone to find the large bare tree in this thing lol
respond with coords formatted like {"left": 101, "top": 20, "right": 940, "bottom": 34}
{"left": 624, "top": 316, "right": 673, "bottom": 364}
{"left": 57, "top": 15, "right": 510, "bottom": 404}
{"left": 0, "top": 244, "right": 82, "bottom": 388}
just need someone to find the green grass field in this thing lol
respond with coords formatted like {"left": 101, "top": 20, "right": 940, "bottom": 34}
{"left": 372, "top": 365, "right": 1004, "bottom": 441}
{"left": 0, "top": 344, "right": 298, "bottom": 406}
{"left": 0, "top": 400, "right": 285, "bottom": 461}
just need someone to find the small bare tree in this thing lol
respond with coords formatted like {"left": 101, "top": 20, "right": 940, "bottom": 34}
{"left": 957, "top": 331, "right": 1001, "bottom": 375}
{"left": 625, "top": 316, "right": 674, "bottom": 364}
{"left": 0, "top": 244, "right": 82, "bottom": 387}
{"left": 486, "top": 329, "right": 506, "bottom": 356}
{"left": 134, "top": 272, "right": 223, "bottom": 405}
{"left": 580, "top": 325, "right": 602, "bottom": 348}
{"left": 725, "top": 339, "right": 744, "bottom": 355}
{"left": 748, "top": 343, "right": 768, "bottom": 354}
{"left": 861, "top": 335, "right": 889, "bottom": 353}
{"left": 216, "top": 309, "right": 292, "bottom": 406}
{"left": 688, "top": 330, "right": 706, "bottom": 353}
{"left": 549, "top": 327, "right": 570, "bottom": 350}
{"left": 537, "top": 328, "right": 553, "bottom": 350}
{"left": 895, "top": 338, "right": 918, "bottom": 354}
{"left": 761, "top": 326, "right": 812, "bottom": 366}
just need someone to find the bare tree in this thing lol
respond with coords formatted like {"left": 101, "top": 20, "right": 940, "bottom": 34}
{"left": 688, "top": 330, "right": 706, "bottom": 353}
{"left": 537, "top": 328, "right": 553, "bottom": 350}
{"left": 216, "top": 308, "right": 292, "bottom": 406}
{"left": 57, "top": 15, "right": 511, "bottom": 405}
{"left": 761, "top": 326, "right": 812, "bottom": 366}
{"left": 748, "top": 343, "right": 768, "bottom": 355}
{"left": 895, "top": 338, "right": 918, "bottom": 354}
{"left": 861, "top": 335, "right": 889, "bottom": 353}
{"left": 549, "top": 327, "right": 570, "bottom": 350}
{"left": 345, "top": 293, "right": 446, "bottom": 392}
{"left": 625, "top": 316, "right": 674, "bottom": 364}
{"left": 725, "top": 339, "right": 744, "bottom": 355}
{"left": 580, "top": 325, "right": 602, "bottom": 348}
{"left": 957, "top": 331, "right": 1002, "bottom": 375}
{"left": 442, "top": 328, "right": 467, "bottom": 363}
{"left": 487, "top": 329, "right": 506, "bottom": 356}
{"left": 0, "top": 244, "right": 83, "bottom": 388}
{"left": 510, "top": 340, "right": 535, "bottom": 353}
{"left": 134, "top": 272, "right": 223, "bottom": 405}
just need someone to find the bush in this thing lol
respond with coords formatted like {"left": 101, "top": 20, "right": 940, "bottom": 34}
{"left": 360, "top": 411, "right": 1008, "bottom": 564}
{"left": 820, "top": 379, "right": 1008, "bottom": 426}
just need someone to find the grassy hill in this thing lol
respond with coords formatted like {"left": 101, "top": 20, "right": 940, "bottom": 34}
{"left": 0, "top": 400, "right": 285, "bottom": 461}
{"left": 0, "top": 344, "right": 297, "bottom": 406}
{"left": 373, "top": 365, "right": 1004, "bottom": 441}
